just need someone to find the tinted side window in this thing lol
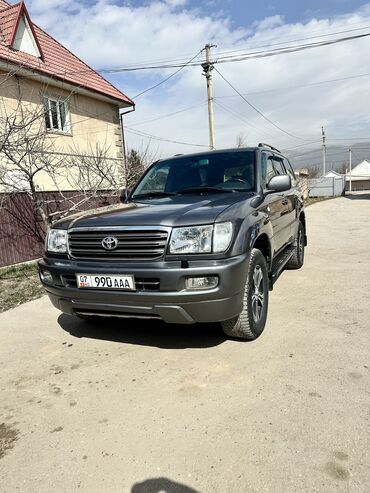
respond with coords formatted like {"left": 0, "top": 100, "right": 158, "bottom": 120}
{"left": 261, "top": 152, "right": 276, "bottom": 188}
{"left": 283, "top": 157, "right": 297, "bottom": 186}
{"left": 272, "top": 157, "right": 286, "bottom": 175}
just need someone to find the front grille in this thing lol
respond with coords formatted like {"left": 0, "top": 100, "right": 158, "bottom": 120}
{"left": 61, "top": 275, "right": 160, "bottom": 292}
{"left": 68, "top": 229, "right": 169, "bottom": 261}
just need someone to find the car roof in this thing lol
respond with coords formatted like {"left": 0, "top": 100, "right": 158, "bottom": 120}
{"left": 157, "top": 147, "right": 256, "bottom": 163}
{"left": 156, "top": 146, "right": 286, "bottom": 163}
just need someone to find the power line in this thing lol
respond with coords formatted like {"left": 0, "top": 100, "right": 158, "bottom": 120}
{"left": 213, "top": 32, "right": 370, "bottom": 65}
{"left": 212, "top": 22, "right": 370, "bottom": 57}
{"left": 214, "top": 66, "right": 311, "bottom": 141}
{"left": 127, "top": 101, "right": 207, "bottom": 127}
{"left": 82, "top": 21, "right": 370, "bottom": 73}
{"left": 125, "top": 127, "right": 208, "bottom": 148}
{"left": 215, "top": 71, "right": 370, "bottom": 98}
{"left": 281, "top": 141, "right": 322, "bottom": 152}
{"left": 69, "top": 102, "right": 207, "bottom": 137}
{"left": 132, "top": 50, "right": 203, "bottom": 99}
{"left": 327, "top": 136, "right": 370, "bottom": 141}
{"left": 213, "top": 99, "right": 280, "bottom": 140}
{"left": 40, "top": 31, "right": 370, "bottom": 77}
{"left": 288, "top": 148, "right": 351, "bottom": 159}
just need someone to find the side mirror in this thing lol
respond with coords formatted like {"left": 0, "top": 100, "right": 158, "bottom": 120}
{"left": 119, "top": 188, "right": 129, "bottom": 203}
{"left": 267, "top": 174, "right": 291, "bottom": 193}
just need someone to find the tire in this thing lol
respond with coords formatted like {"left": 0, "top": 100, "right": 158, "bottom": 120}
{"left": 286, "top": 221, "right": 305, "bottom": 270}
{"left": 221, "top": 248, "right": 269, "bottom": 340}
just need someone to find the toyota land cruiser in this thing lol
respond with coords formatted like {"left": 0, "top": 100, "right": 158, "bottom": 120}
{"left": 39, "top": 144, "right": 306, "bottom": 340}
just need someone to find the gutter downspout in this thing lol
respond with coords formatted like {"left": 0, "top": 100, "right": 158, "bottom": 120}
{"left": 120, "top": 105, "right": 136, "bottom": 184}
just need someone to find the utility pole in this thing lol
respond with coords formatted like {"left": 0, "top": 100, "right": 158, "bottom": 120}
{"left": 349, "top": 147, "right": 352, "bottom": 192}
{"left": 202, "top": 43, "right": 216, "bottom": 151}
{"left": 321, "top": 126, "right": 326, "bottom": 176}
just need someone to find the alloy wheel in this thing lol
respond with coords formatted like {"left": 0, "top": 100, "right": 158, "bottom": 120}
{"left": 251, "top": 265, "right": 264, "bottom": 323}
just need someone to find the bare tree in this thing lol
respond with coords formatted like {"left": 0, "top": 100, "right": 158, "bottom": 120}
{"left": 0, "top": 91, "right": 161, "bottom": 248}
{"left": 236, "top": 131, "right": 248, "bottom": 148}
{"left": 125, "top": 143, "right": 159, "bottom": 189}
{"left": 306, "top": 165, "right": 321, "bottom": 178}
{"left": 0, "top": 98, "right": 64, "bottom": 237}
{"left": 335, "top": 161, "right": 348, "bottom": 174}
{"left": 0, "top": 90, "right": 124, "bottom": 241}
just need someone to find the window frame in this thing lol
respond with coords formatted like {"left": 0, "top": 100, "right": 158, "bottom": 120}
{"left": 271, "top": 156, "right": 287, "bottom": 175}
{"left": 261, "top": 152, "right": 278, "bottom": 190}
{"left": 43, "top": 96, "right": 71, "bottom": 134}
{"left": 282, "top": 157, "right": 297, "bottom": 186}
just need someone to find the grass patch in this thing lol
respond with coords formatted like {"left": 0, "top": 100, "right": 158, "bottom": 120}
{"left": 0, "top": 262, "right": 44, "bottom": 313}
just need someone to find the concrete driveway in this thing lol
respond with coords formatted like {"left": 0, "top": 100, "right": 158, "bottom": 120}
{"left": 0, "top": 195, "right": 369, "bottom": 493}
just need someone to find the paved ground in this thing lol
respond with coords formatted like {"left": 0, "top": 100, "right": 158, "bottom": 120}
{"left": 0, "top": 194, "right": 369, "bottom": 493}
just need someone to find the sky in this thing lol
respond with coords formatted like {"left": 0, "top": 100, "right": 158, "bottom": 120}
{"left": 23, "top": 0, "right": 370, "bottom": 164}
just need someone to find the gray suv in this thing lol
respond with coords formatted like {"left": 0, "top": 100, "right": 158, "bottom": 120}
{"left": 39, "top": 144, "right": 306, "bottom": 340}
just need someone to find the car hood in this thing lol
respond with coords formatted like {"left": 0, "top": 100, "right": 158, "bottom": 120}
{"left": 55, "top": 193, "right": 255, "bottom": 229}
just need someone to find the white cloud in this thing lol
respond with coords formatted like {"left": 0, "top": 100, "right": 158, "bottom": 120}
{"left": 253, "top": 15, "right": 284, "bottom": 31}
{"left": 164, "top": 0, "right": 188, "bottom": 7}
{"left": 26, "top": 0, "right": 370, "bottom": 161}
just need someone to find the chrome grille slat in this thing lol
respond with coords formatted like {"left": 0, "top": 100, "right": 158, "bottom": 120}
{"left": 69, "top": 241, "right": 166, "bottom": 247}
{"left": 68, "top": 228, "right": 169, "bottom": 261}
{"left": 70, "top": 249, "right": 164, "bottom": 254}
{"left": 69, "top": 233, "right": 167, "bottom": 239}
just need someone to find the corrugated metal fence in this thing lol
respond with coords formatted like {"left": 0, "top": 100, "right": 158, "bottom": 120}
{"left": 308, "top": 176, "right": 346, "bottom": 197}
{"left": 0, "top": 191, "right": 116, "bottom": 267}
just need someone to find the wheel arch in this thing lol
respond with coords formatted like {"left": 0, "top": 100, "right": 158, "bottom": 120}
{"left": 299, "top": 210, "right": 307, "bottom": 245}
{"left": 252, "top": 233, "right": 272, "bottom": 270}
{"left": 299, "top": 210, "right": 306, "bottom": 232}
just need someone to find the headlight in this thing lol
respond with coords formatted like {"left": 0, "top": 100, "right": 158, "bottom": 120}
{"left": 46, "top": 229, "right": 67, "bottom": 253}
{"left": 170, "top": 225, "right": 213, "bottom": 254}
{"left": 169, "top": 222, "right": 233, "bottom": 254}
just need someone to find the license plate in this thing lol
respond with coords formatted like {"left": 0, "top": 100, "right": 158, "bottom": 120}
{"left": 76, "top": 274, "right": 135, "bottom": 290}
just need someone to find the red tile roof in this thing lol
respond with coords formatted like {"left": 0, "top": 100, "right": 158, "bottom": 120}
{"left": 0, "top": 1, "right": 133, "bottom": 107}
{"left": 0, "top": 2, "right": 21, "bottom": 45}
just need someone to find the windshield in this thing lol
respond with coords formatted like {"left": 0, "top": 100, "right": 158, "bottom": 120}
{"left": 132, "top": 151, "right": 256, "bottom": 198}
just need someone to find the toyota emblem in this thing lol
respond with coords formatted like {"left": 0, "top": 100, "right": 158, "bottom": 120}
{"left": 101, "top": 236, "right": 118, "bottom": 250}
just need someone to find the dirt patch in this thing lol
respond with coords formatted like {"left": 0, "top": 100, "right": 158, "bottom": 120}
{"left": 0, "top": 423, "right": 19, "bottom": 459}
{"left": 0, "top": 262, "right": 44, "bottom": 313}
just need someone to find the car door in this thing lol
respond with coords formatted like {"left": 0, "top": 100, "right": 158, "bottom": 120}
{"left": 271, "top": 155, "right": 294, "bottom": 246}
{"left": 259, "top": 152, "right": 287, "bottom": 253}
{"left": 282, "top": 156, "right": 300, "bottom": 240}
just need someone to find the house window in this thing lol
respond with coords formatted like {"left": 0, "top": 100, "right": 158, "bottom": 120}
{"left": 43, "top": 97, "right": 70, "bottom": 133}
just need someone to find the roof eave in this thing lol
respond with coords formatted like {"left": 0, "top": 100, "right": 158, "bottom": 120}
{"left": 0, "top": 59, "right": 134, "bottom": 107}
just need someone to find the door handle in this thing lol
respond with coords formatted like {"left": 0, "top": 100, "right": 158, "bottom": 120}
{"left": 281, "top": 199, "right": 288, "bottom": 206}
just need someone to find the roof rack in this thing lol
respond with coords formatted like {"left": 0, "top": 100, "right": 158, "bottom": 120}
{"left": 258, "top": 143, "right": 281, "bottom": 153}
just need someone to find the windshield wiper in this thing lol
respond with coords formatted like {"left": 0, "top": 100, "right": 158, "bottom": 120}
{"left": 179, "top": 187, "right": 235, "bottom": 194}
{"left": 132, "top": 191, "right": 177, "bottom": 200}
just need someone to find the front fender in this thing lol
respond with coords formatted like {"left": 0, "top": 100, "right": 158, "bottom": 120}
{"left": 230, "top": 212, "right": 274, "bottom": 256}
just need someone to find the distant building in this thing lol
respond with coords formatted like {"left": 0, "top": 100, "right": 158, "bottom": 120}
{"left": 346, "top": 160, "right": 370, "bottom": 191}
{"left": 325, "top": 171, "right": 343, "bottom": 178}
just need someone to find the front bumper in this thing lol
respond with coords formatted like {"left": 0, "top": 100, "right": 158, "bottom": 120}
{"left": 38, "top": 254, "right": 249, "bottom": 324}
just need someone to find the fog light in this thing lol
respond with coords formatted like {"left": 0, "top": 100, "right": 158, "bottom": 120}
{"left": 40, "top": 270, "right": 53, "bottom": 284}
{"left": 185, "top": 276, "right": 218, "bottom": 290}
